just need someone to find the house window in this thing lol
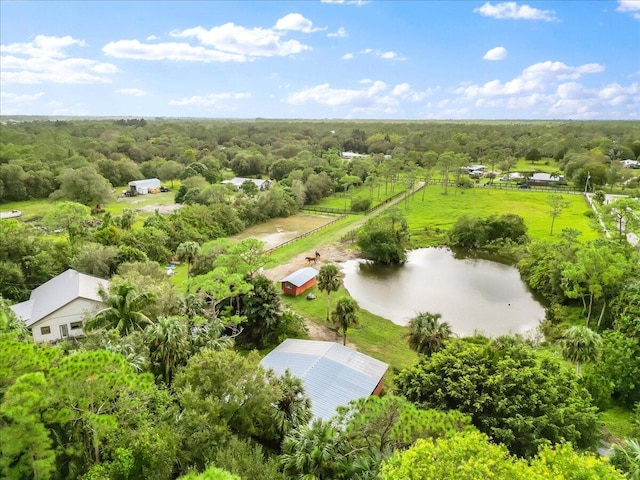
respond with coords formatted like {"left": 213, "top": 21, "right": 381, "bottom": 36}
{"left": 60, "top": 324, "right": 68, "bottom": 338}
{"left": 70, "top": 321, "right": 83, "bottom": 330}
{"left": 41, "top": 326, "right": 51, "bottom": 335}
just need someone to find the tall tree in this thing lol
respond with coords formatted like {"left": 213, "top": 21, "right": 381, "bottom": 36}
{"left": 49, "top": 166, "right": 113, "bottom": 205}
{"left": 546, "top": 195, "right": 571, "bottom": 236}
{"left": 317, "top": 264, "right": 342, "bottom": 322}
{"left": 176, "top": 241, "right": 200, "bottom": 280}
{"left": 146, "top": 315, "right": 191, "bottom": 385}
{"left": 357, "top": 209, "right": 410, "bottom": 264}
{"left": 560, "top": 325, "right": 601, "bottom": 375}
{"left": 406, "top": 312, "right": 453, "bottom": 356}
{"left": 331, "top": 297, "right": 360, "bottom": 346}
{"left": 88, "top": 282, "right": 156, "bottom": 335}
{"left": 42, "top": 201, "right": 92, "bottom": 246}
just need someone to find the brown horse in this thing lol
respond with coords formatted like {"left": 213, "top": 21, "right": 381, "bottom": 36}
{"left": 305, "top": 256, "right": 317, "bottom": 264}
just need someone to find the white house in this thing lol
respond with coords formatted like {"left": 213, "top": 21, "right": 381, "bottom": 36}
{"left": 10, "top": 269, "right": 109, "bottom": 343}
{"left": 221, "top": 177, "right": 271, "bottom": 190}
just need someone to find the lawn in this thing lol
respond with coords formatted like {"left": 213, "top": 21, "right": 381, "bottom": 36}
{"left": 403, "top": 185, "right": 601, "bottom": 243}
{"left": 314, "top": 182, "right": 407, "bottom": 210}
{"left": 282, "top": 285, "right": 418, "bottom": 372}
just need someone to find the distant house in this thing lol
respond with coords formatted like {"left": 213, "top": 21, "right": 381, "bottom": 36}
{"left": 622, "top": 159, "right": 640, "bottom": 169}
{"left": 340, "top": 152, "right": 369, "bottom": 160}
{"left": 260, "top": 339, "right": 389, "bottom": 421}
{"left": 10, "top": 269, "right": 109, "bottom": 343}
{"left": 221, "top": 177, "right": 271, "bottom": 190}
{"left": 128, "top": 178, "right": 161, "bottom": 195}
{"left": 529, "top": 173, "right": 564, "bottom": 186}
{"left": 280, "top": 267, "right": 318, "bottom": 296}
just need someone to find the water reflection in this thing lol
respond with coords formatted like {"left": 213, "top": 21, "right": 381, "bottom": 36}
{"left": 341, "top": 248, "right": 545, "bottom": 338}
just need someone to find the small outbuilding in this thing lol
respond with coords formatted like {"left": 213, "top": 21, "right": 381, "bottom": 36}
{"left": 260, "top": 339, "right": 389, "bottom": 421}
{"left": 280, "top": 267, "right": 318, "bottom": 296}
{"left": 128, "top": 178, "right": 161, "bottom": 195}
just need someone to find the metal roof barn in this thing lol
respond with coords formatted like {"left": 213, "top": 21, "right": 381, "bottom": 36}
{"left": 280, "top": 267, "right": 318, "bottom": 287}
{"left": 260, "top": 339, "right": 388, "bottom": 421}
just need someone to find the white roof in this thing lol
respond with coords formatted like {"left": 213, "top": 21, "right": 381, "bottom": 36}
{"left": 260, "top": 339, "right": 388, "bottom": 421}
{"left": 128, "top": 178, "right": 161, "bottom": 188}
{"left": 10, "top": 269, "right": 109, "bottom": 327}
{"left": 222, "top": 177, "right": 269, "bottom": 188}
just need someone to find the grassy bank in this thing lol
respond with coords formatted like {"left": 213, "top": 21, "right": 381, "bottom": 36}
{"left": 282, "top": 285, "right": 418, "bottom": 371}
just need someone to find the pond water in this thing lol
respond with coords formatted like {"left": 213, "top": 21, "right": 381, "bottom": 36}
{"left": 341, "top": 248, "right": 545, "bottom": 338}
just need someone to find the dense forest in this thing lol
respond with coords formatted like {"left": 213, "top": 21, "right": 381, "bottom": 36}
{"left": 1, "top": 119, "right": 640, "bottom": 479}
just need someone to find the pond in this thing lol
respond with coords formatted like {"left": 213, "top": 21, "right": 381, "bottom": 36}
{"left": 341, "top": 248, "right": 545, "bottom": 338}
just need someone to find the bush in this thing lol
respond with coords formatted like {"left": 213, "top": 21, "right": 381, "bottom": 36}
{"left": 351, "top": 196, "right": 372, "bottom": 212}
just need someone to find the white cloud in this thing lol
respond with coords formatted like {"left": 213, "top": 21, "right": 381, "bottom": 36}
{"left": 170, "top": 22, "right": 311, "bottom": 57}
{"left": 103, "top": 39, "right": 247, "bottom": 62}
{"left": 474, "top": 2, "right": 557, "bottom": 21}
{"left": 117, "top": 88, "right": 148, "bottom": 96}
{"left": 328, "top": 27, "right": 348, "bottom": 38}
{"left": 286, "top": 80, "right": 428, "bottom": 115}
{"left": 169, "top": 92, "right": 252, "bottom": 107}
{"left": 341, "top": 53, "right": 353, "bottom": 60}
{"left": 274, "top": 13, "right": 323, "bottom": 33}
{"left": 456, "top": 60, "right": 605, "bottom": 98}
{"left": 0, "top": 91, "right": 45, "bottom": 103}
{"left": 1, "top": 35, "right": 85, "bottom": 58}
{"left": 1, "top": 35, "right": 118, "bottom": 85}
{"left": 360, "top": 48, "right": 406, "bottom": 61}
{"left": 46, "top": 100, "right": 63, "bottom": 108}
{"left": 483, "top": 46, "right": 507, "bottom": 61}
{"left": 146, "top": 35, "right": 161, "bottom": 41}
{"left": 616, "top": 0, "right": 640, "bottom": 20}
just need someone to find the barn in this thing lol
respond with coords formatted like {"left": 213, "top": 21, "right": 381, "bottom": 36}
{"left": 260, "top": 339, "right": 389, "bottom": 421}
{"left": 280, "top": 267, "right": 318, "bottom": 296}
{"left": 128, "top": 178, "right": 161, "bottom": 195}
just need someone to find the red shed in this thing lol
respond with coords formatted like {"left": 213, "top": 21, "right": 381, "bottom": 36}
{"left": 280, "top": 267, "right": 318, "bottom": 296}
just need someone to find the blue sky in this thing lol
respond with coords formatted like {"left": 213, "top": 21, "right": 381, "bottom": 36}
{"left": 1, "top": 1, "right": 639, "bottom": 119}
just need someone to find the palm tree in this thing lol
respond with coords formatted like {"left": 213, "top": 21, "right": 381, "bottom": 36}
{"left": 87, "top": 282, "right": 156, "bottom": 336}
{"left": 406, "top": 312, "right": 453, "bottom": 356}
{"left": 611, "top": 438, "right": 640, "bottom": 479}
{"left": 281, "top": 419, "right": 346, "bottom": 480}
{"left": 146, "top": 315, "right": 190, "bottom": 385}
{"left": 332, "top": 297, "right": 359, "bottom": 346}
{"left": 560, "top": 325, "right": 601, "bottom": 375}
{"left": 317, "top": 264, "right": 342, "bottom": 322}
{"left": 176, "top": 241, "right": 200, "bottom": 280}
{"left": 273, "top": 370, "right": 312, "bottom": 440}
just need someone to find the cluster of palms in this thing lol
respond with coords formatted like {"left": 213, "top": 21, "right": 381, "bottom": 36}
{"left": 86, "top": 281, "right": 230, "bottom": 385}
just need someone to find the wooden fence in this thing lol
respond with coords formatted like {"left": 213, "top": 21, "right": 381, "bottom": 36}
{"left": 266, "top": 215, "right": 347, "bottom": 253}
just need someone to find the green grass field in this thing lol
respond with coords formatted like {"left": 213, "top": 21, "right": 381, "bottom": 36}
{"left": 403, "top": 185, "right": 601, "bottom": 243}
{"left": 282, "top": 286, "right": 418, "bottom": 372}
{"left": 314, "top": 182, "right": 407, "bottom": 210}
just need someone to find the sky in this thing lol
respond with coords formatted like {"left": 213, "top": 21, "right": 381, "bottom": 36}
{"left": 1, "top": 0, "right": 639, "bottom": 120}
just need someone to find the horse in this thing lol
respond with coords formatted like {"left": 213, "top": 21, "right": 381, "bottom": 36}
{"left": 305, "top": 256, "right": 317, "bottom": 264}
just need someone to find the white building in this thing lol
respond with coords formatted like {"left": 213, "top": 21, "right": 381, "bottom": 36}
{"left": 128, "top": 178, "right": 161, "bottom": 195}
{"left": 10, "top": 269, "right": 109, "bottom": 343}
{"left": 221, "top": 177, "right": 271, "bottom": 190}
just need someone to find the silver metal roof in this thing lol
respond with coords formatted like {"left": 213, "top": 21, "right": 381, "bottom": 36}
{"left": 128, "top": 178, "right": 161, "bottom": 188}
{"left": 280, "top": 267, "right": 318, "bottom": 287}
{"left": 10, "top": 269, "right": 109, "bottom": 327}
{"left": 260, "top": 339, "right": 388, "bottom": 421}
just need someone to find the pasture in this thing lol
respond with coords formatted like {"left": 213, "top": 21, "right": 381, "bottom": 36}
{"left": 403, "top": 185, "right": 601, "bottom": 242}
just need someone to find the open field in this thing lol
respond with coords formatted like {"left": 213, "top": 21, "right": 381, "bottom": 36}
{"left": 314, "top": 182, "right": 407, "bottom": 210}
{"left": 404, "top": 185, "right": 601, "bottom": 242}
{"left": 233, "top": 213, "right": 338, "bottom": 250}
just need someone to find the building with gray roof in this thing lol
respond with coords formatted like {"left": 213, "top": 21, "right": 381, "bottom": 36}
{"left": 10, "top": 269, "right": 109, "bottom": 343}
{"left": 260, "top": 339, "right": 388, "bottom": 421}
